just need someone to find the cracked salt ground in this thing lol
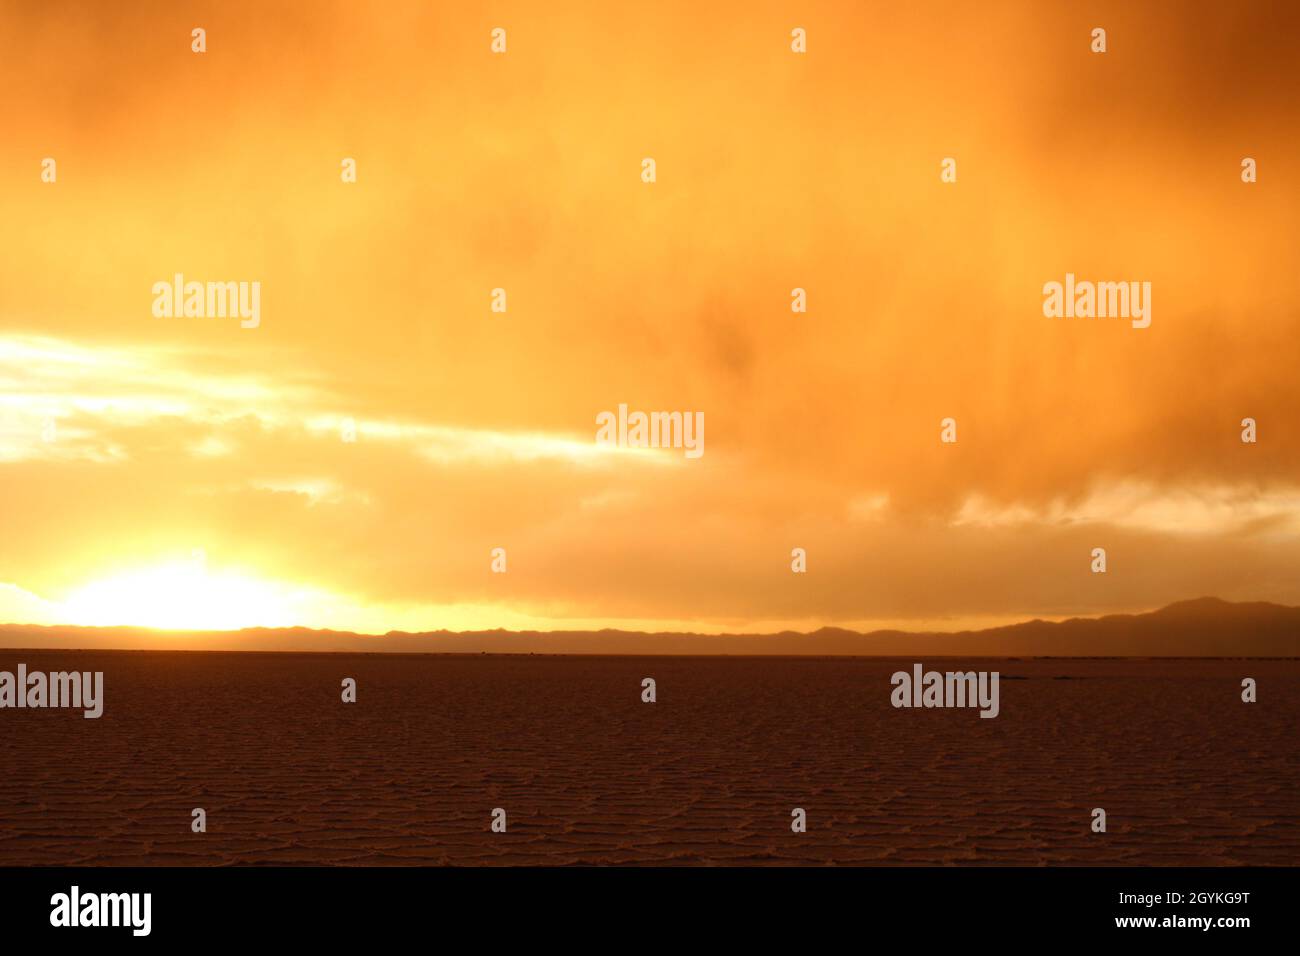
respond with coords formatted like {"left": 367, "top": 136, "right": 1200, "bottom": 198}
{"left": 0, "top": 652, "right": 1294, "bottom": 866}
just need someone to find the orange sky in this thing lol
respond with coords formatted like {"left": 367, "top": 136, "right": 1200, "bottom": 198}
{"left": 2, "top": 1, "right": 1299, "bottom": 635}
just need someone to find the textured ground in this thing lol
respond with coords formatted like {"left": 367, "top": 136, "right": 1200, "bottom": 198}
{"left": 0, "top": 652, "right": 1295, "bottom": 865}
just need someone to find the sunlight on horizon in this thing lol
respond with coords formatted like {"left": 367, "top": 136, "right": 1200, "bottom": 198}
{"left": 58, "top": 560, "right": 311, "bottom": 631}
{"left": 10, "top": 558, "right": 1042, "bottom": 636}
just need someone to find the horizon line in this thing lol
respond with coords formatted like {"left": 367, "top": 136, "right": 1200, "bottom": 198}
{"left": 0, "top": 595, "right": 1292, "bottom": 640}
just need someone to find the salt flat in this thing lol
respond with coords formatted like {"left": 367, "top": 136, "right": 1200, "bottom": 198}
{"left": 0, "top": 652, "right": 1295, "bottom": 866}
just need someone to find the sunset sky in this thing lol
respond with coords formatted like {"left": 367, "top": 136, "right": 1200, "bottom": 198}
{"left": 2, "top": 1, "right": 1299, "bottom": 635}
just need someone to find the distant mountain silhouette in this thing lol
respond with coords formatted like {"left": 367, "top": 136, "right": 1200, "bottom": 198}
{"left": 1, "top": 597, "right": 1297, "bottom": 656}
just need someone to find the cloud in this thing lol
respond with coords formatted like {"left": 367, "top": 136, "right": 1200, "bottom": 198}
{"left": 2, "top": 2, "right": 1299, "bottom": 632}
{"left": 952, "top": 482, "right": 1300, "bottom": 537}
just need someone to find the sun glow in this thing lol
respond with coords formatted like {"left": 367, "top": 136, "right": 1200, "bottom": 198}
{"left": 59, "top": 561, "right": 304, "bottom": 631}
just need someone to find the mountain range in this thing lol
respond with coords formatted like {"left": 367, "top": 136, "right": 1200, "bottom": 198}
{"left": 0, "top": 597, "right": 1296, "bottom": 656}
